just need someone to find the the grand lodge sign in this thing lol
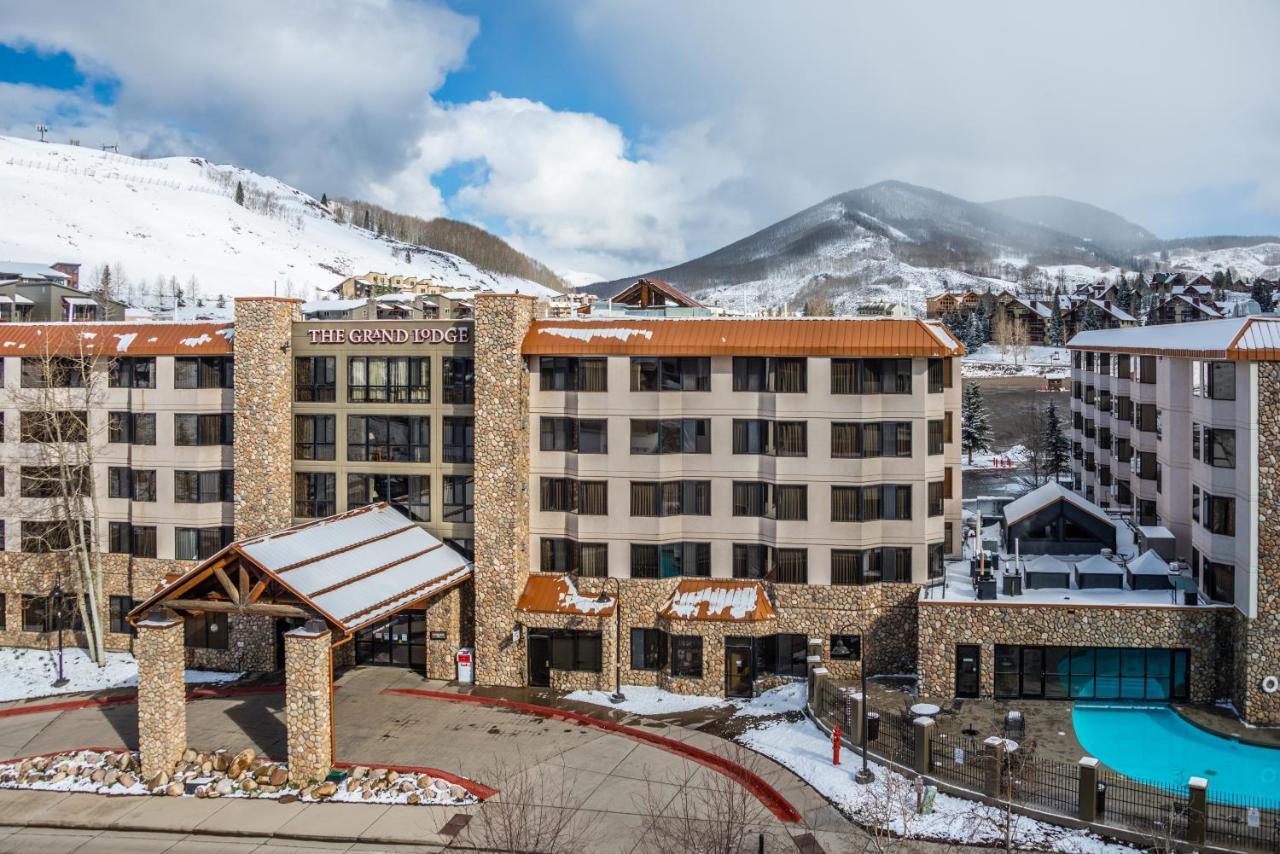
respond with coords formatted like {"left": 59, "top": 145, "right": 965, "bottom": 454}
{"left": 306, "top": 325, "right": 471, "bottom": 345}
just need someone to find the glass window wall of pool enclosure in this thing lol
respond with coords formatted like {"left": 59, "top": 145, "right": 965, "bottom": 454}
{"left": 993, "top": 645, "right": 1189, "bottom": 702}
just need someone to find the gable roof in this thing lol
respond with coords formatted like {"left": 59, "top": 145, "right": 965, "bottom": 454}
{"left": 610, "top": 278, "right": 704, "bottom": 309}
{"left": 657, "top": 579, "right": 776, "bottom": 622}
{"left": 1024, "top": 554, "right": 1072, "bottom": 575}
{"left": 132, "top": 503, "right": 472, "bottom": 635}
{"left": 523, "top": 317, "right": 964, "bottom": 357}
{"left": 0, "top": 262, "right": 70, "bottom": 282}
{"left": 1002, "top": 481, "right": 1115, "bottom": 531}
{"left": 1128, "top": 550, "right": 1171, "bottom": 576}
{"left": 1074, "top": 554, "right": 1123, "bottom": 575}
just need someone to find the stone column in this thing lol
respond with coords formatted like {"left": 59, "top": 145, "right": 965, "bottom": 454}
{"left": 912, "top": 717, "right": 935, "bottom": 775}
{"left": 1244, "top": 362, "right": 1280, "bottom": 724}
{"left": 1077, "top": 756, "right": 1099, "bottom": 822}
{"left": 136, "top": 615, "right": 186, "bottom": 780}
{"left": 233, "top": 297, "right": 302, "bottom": 539}
{"left": 284, "top": 625, "right": 333, "bottom": 784}
{"left": 1186, "top": 776, "right": 1208, "bottom": 845}
{"left": 982, "top": 736, "right": 1004, "bottom": 797}
{"left": 472, "top": 293, "right": 538, "bottom": 687}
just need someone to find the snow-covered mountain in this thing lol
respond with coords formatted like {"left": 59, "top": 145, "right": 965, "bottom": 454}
{"left": 589, "top": 181, "right": 1279, "bottom": 314}
{"left": 0, "top": 135, "right": 555, "bottom": 304}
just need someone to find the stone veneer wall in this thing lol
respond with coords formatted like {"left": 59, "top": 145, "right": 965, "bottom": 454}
{"left": 916, "top": 601, "right": 1225, "bottom": 702}
{"left": 136, "top": 616, "right": 187, "bottom": 779}
{"left": 283, "top": 627, "right": 333, "bottom": 784}
{"left": 232, "top": 297, "right": 301, "bottom": 539}
{"left": 1240, "top": 361, "right": 1280, "bottom": 723}
{"left": 472, "top": 294, "right": 538, "bottom": 687}
{"left": 423, "top": 584, "right": 464, "bottom": 681}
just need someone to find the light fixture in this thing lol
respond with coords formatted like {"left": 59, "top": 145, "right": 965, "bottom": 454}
{"left": 831, "top": 636, "right": 851, "bottom": 658}
{"left": 280, "top": 341, "right": 291, "bottom": 353}
{"left": 594, "top": 589, "right": 611, "bottom": 605}
{"left": 511, "top": 622, "right": 522, "bottom": 644}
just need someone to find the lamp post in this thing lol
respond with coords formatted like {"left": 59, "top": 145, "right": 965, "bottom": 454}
{"left": 50, "top": 580, "right": 68, "bottom": 688}
{"left": 594, "top": 577, "right": 625, "bottom": 703}
{"left": 831, "top": 625, "right": 873, "bottom": 784}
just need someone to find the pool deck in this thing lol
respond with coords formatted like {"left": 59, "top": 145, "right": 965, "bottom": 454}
{"left": 1175, "top": 703, "right": 1280, "bottom": 748}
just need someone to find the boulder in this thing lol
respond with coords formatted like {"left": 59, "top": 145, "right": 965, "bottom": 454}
{"left": 407, "top": 792, "right": 420, "bottom": 805}
{"left": 118, "top": 773, "right": 137, "bottom": 789}
{"left": 386, "top": 770, "right": 398, "bottom": 784}
{"left": 166, "top": 783, "right": 184, "bottom": 797}
{"left": 212, "top": 751, "right": 231, "bottom": 773}
{"left": 349, "top": 766, "right": 369, "bottom": 780}
{"left": 241, "top": 778, "right": 258, "bottom": 792}
{"left": 181, "top": 748, "right": 198, "bottom": 764}
{"left": 279, "top": 793, "right": 298, "bottom": 804}
{"left": 146, "top": 772, "right": 169, "bottom": 791}
{"left": 103, "top": 769, "right": 119, "bottom": 787}
{"left": 314, "top": 782, "right": 337, "bottom": 798}
{"left": 267, "top": 766, "right": 289, "bottom": 787}
{"left": 90, "top": 769, "right": 106, "bottom": 784}
{"left": 448, "top": 784, "right": 466, "bottom": 801}
{"left": 214, "top": 778, "right": 235, "bottom": 796}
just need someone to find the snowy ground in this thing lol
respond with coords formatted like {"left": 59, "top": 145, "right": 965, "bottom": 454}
{"left": 0, "top": 647, "right": 241, "bottom": 703}
{"left": 963, "top": 443, "right": 1028, "bottom": 472}
{"left": 564, "top": 681, "right": 806, "bottom": 718}
{"left": 740, "top": 717, "right": 1136, "bottom": 852}
{"left": 963, "top": 344, "right": 1069, "bottom": 378}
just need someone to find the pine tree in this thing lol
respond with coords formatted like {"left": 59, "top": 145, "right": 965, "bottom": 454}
{"left": 1042, "top": 400, "right": 1069, "bottom": 482}
{"left": 320, "top": 192, "right": 329, "bottom": 207}
{"left": 965, "top": 312, "right": 983, "bottom": 350}
{"left": 1047, "top": 303, "right": 1065, "bottom": 347}
{"left": 961, "top": 383, "right": 994, "bottom": 465}
{"left": 404, "top": 248, "right": 412, "bottom": 264}
{"left": 234, "top": 181, "right": 245, "bottom": 206}
{"left": 216, "top": 293, "right": 227, "bottom": 309}
{"left": 1251, "top": 278, "right": 1274, "bottom": 312}
{"left": 363, "top": 210, "right": 371, "bottom": 230}
{"left": 1080, "top": 302, "right": 1102, "bottom": 331}
{"left": 1115, "top": 276, "right": 1133, "bottom": 312}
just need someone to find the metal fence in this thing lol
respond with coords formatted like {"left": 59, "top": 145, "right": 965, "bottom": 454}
{"left": 1205, "top": 793, "right": 1280, "bottom": 851}
{"left": 1011, "top": 754, "right": 1079, "bottom": 816}
{"left": 869, "top": 706, "right": 914, "bottom": 767}
{"left": 1096, "top": 770, "right": 1188, "bottom": 841}
{"left": 927, "top": 732, "right": 987, "bottom": 790}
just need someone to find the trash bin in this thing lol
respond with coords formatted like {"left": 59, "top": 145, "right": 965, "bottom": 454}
{"left": 867, "top": 712, "right": 880, "bottom": 741}
{"left": 1096, "top": 781, "right": 1107, "bottom": 818}
{"left": 456, "top": 647, "right": 475, "bottom": 684}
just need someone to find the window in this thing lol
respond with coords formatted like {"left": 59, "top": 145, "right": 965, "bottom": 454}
{"left": 831, "top": 551, "right": 864, "bottom": 585}
{"left": 539, "top": 357, "right": 607, "bottom": 391}
{"left": 629, "top": 419, "right": 710, "bottom": 454}
{"left": 670, "top": 636, "right": 703, "bottom": 678}
{"left": 1205, "top": 428, "right": 1236, "bottom": 468}
{"left": 927, "top": 420, "right": 944, "bottom": 455}
{"left": 830, "top": 358, "right": 912, "bottom": 394}
{"left": 347, "top": 473, "right": 430, "bottom": 521}
{"left": 21, "top": 410, "right": 87, "bottom": 443}
{"left": 347, "top": 356, "right": 430, "bottom": 403}
{"left": 830, "top": 421, "right": 911, "bottom": 458}
{"left": 1136, "top": 355, "right": 1157, "bottom": 385}
{"left": 755, "top": 634, "right": 809, "bottom": 677}
{"left": 944, "top": 466, "right": 954, "bottom": 499}
{"left": 732, "top": 357, "right": 807, "bottom": 392}
{"left": 21, "top": 357, "right": 86, "bottom": 388}
{"left": 731, "top": 544, "right": 807, "bottom": 582}
{"left": 346, "top": 415, "right": 430, "bottom": 462}
{"left": 175, "top": 526, "right": 235, "bottom": 561}
{"left": 109, "top": 595, "right": 137, "bottom": 634}
{"left": 630, "top": 628, "right": 668, "bottom": 671}
{"left": 548, "top": 630, "right": 602, "bottom": 672}
{"left": 174, "top": 413, "right": 234, "bottom": 446}
{"left": 21, "top": 520, "right": 90, "bottom": 552}
{"left": 630, "top": 357, "right": 710, "bottom": 391}
{"left": 175, "top": 470, "right": 233, "bottom": 503}
{"left": 928, "top": 481, "right": 944, "bottom": 517}
{"left": 730, "top": 482, "right": 806, "bottom": 521}
{"left": 540, "top": 478, "right": 607, "bottom": 514}
{"left": 443, "top": 416, "right": 474, "bottom": 463}
{"left": 1136, "top": 451, "right": 1157, "bottom": 480}
{"left": 630, "top": 481, "right": 710, "bottom": 516}
{"left": 174, "top": 356, "right": 233, "bottom": 389}
{"left": 928, "top": 358, "right": 944, "bottom": 393}
{"left": 109, "top": 357, "right": 155, "bottom": 389}
{"left": 108, "top": 412, "right": 155, "bottom": 445}
{"left": 539, "top": 538, "right": 608, "bottom": 577}
{"left": 109, "top": 467, "right": 154, "bottom": 501}
{"left": 22, "top": 595, "right": 55, "bottom": 632}
{"left": 1207, "top": 362, "right": 1235, "bottom": 400}
{"left": 1206, "top": 561, "right": 1235, "bottom": 605}
{"left": 108, "top": 523, "right": 156, "bottom": 558}
{"left": 443, "top": 475, "right": 474, "bottom": 522}
{"left": 442, "top": 357, "right": 475, "bottom": 404}
{"left": 1191, "top": 485, "right": 1200, "bottom": 522}
{"left": 830, "top": 634, "right": 861, "bottom": 661}
{"left": 21, "top": 465, "right": 89, "bottom": 498}
{"left": 294, "top": 356, "right": 336, "bottom": 402}
{"left": 835, "top": 547, "right": 913, "bottom": 584}
{"left": 540, "top": 417, "right": 607, "bottom": 453}
{"left": 629, "top": 542, "right": 711, "bottom": 578}
{"left": 1192, "top": 423, "right": 1201, "bottom": 461}
{"left": 184, "top": 612, "right": 229, "bottom": 649}
{"left": 294, "top": 414, "right": 336, "bottom": 460}
{"left": 928, "top": 542, "right": 945, "bottom": 579}
{"left": 1204, "top": 493, "right": 1235, "bottom": 536}
{"left": 732, "top": 419, "right": 808, "bottom": 456}
{"left": 295, "top": 472, "right": 337, "bottom": 518}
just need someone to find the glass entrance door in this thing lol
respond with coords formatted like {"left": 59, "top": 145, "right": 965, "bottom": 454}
{"left": 354, "top": 611, "right": 426, "bottom": 669}
{"left": 725, "top": 638, "right": 754, "bottom": 698}
{"left": 955, "top": 645, "right": 980, "bottom": 698}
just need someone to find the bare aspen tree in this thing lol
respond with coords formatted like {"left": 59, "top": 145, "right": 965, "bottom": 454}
{"left": 464, "top": 750, "right": 596, "bottom": 853}
{"left": 9, "top": 338, "right": 113, "bottom": 665}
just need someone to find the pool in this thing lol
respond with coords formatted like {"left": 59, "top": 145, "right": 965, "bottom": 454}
{"left": 1073, "top": 703, "right": 1280, "bottom": 802}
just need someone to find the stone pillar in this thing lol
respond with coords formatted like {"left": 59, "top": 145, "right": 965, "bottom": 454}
{"left": 233, "top": 297, "right": 302, "bottom": 539}
{"left": 982, "top": 736, "right": 1004, "bottom": 797}
{"left": 846, "top": 689, "right": 864, "bottom": 744}
{"left": 136, "top": 615, "right": 186, "bottom": 780}
{"left": 912, "top": 717, "right": 935, "bottom": 775}
{"left": 1077, "top": 756, "right": 1099, "bottom": 822}
{"left": 1185, "top": 776, "right": 1208, "bottom": 845}
{"left": 472, "top": 293, "right": 538, "bottom": 687}
{"left": 1244, "top": 362, "right": 1280, "bottom": 724}
{"left": 284, "top": 625, "right": 333, "bottom": 784}
{"left": 424, "top": 585, "right": 462, "bottom": 680}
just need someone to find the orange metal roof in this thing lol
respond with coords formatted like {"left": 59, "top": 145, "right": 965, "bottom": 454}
{"left": 515, "top": 574, "right": 616, "bottom": 617}
{"left": 0, "top": 322, "right": 234, "bottom": 356}
{"left": 657, "top": 579, "right": 777, "bottom": 622}
{"left": 524, "top": 317, "right": 963, "bottom": 357}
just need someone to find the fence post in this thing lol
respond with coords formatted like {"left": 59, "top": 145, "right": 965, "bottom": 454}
{"left": 982, "top": 736, "right": 1004, "bottom": 797}
{"left": 848, "top": 690, "right": 864, "bottom": 745}
{"left": 1077, "top": 757, "right": 1099, "bottom": 822}
{"left": 1186, "top": 776, "right": 1208, "bottom": 845}
{"left": 809, "top": 666, "right": 827, "bottom": 706}
{"left": 912, "top": 717, "right": 935, "bottom": 775}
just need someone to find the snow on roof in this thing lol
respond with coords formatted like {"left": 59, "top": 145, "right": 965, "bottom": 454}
{"left": 1002, "top": 481, "right": 1115, "bottom": 530}
{"left": 1067, "top": 316, "right": 1280, "bottom": 359}
{"left": 12, "top": 294, "right": 34, "bottom": 305}
{"left": 1087, "top": 299, "right": 1137, "bottom": 323}
{"left": 0, "top": 322, "right": 234, "bottom": 356}
{"left": 538, "top": 325, "right": 655, "bottom": 343}
{"left": 1024, "top": 554, "right": 1072, "bottom": 575}
{"left": 63, "top": 297, "right": 99, "bottom": 306}
{"left": 1128, "top": 550, "right": 1171, "bottom": 575}
{"left": 657, "top": 579, "right": 776, "bottom": 622}
{"left": 302, "top": 298, "right": 367, "bottom": 314}
{"left": 1074, "top": 554, "right": 1124, "bottom": 575}
{"left": 0, "top": 262, "right": 70, "bottom": 281}
{"left": 515, "top": 574, "right": 615, "bottom": 617}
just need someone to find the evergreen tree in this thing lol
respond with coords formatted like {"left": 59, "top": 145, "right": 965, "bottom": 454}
{"left": 965, "top": 312, "right": 983, "bottom": 350}
{"left": 216, "top": 293, "right": 227, "bottom": 309}
{"left": 1080, "top": 302, "right": 1102, "bottom": 331}
{"left": 1250, "top": 278, "right": 1274, "bottom": 312}
{"left": 404, "top": 248, "right": 412, "bottom": 264}
{"left": 1224, "top": 269, "right": 1236, "bottom": 292}
{"left": 234, "top": 181, "right": 245, "bottom": 206}
{"left": 961, "top": 383, "right": 994, "bottom": 465}
{"left": 1041, "top": 400, "right": 1069, "bottom": 482}
{"left": 320, "top": 192, "right": 329, "bottom": 207}
{"left": 1115, "top": 276, "right": 1133, "bottom": 312}
{"left": 363, "top": 210, "right": 371, "bottom": 230}
{"left": 1047, "top": 303, "right": 1065, "bottom": 346}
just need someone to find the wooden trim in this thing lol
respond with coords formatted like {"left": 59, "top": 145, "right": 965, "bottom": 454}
{"left": 165, "top": 599, "right": 309, "bottom": 618}
{"left": 212, "top": 566, "right": 240, "bottom": 605}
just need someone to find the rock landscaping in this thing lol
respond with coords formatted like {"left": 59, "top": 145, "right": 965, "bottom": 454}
{"left": 0, "top": 748, "right": 477, "bottom": 806}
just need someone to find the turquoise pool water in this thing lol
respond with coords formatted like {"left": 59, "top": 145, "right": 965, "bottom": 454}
{"left": 1072, "top": 703, "right": 1280, "bottom": 802}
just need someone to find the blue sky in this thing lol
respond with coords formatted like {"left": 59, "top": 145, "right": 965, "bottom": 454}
{"left": 0, "top": 1, "right": 1277, "bottom": 276}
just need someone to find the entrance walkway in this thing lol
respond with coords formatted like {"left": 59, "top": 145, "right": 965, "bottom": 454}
{"left": 0, "top": 667, "right": 887, "bottom": 852}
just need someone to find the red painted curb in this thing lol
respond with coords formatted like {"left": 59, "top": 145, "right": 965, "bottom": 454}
{"left": 381, "top": 687, "right": 803, "bottom": 823}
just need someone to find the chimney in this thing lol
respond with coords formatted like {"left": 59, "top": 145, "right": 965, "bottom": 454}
{"left": 1104, "top": 300, "right": 1111, "bottom": 310}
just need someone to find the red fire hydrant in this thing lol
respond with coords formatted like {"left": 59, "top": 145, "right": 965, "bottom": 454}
{"left": 832, "top": 725, "right": 842, "bottom": 765}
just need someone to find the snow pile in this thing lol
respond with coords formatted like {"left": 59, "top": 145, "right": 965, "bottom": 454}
{"left": 664, "top": 584, "right": 759, "bottom": 620}
{"left": 964, "top": 444, "right": 1029, "bottom": 471}
{"left": 565, "top": 681, "right": 805, "bottom": 718}
{"left": 0, "top": 647, "right": 240, "bottom": 703}
{"left": 0, "top": 135, "right": 555, "bottom": 303}
{"left": 538, "top": 326, "right": 654, "bottom": 343}
{"left": 740, "top": 718, "right": 1135, "bottom": 852}
{"left": 556, "top": 575, "right": 614, "bottom": 616}
{"left": 964, "top": 345, "right": 1069, "bottom": 378}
